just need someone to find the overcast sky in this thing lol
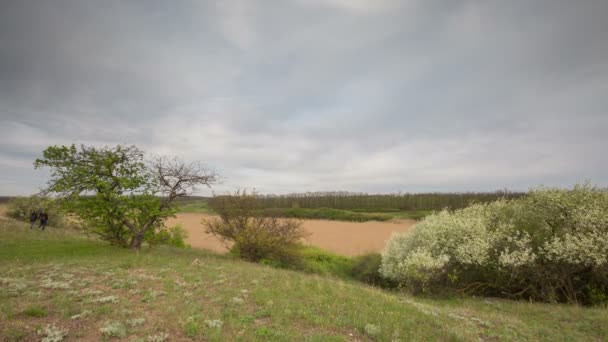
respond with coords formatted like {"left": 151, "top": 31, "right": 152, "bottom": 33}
{"left": 1, "top": 0, "right": 607, "bottom": 196}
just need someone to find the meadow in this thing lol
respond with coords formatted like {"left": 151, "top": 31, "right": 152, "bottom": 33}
{"left": 1, "top": 217, "right": 608, "bottom": 341}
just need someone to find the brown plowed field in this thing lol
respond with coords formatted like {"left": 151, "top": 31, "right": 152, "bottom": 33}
{"left": 166, "top": 213, "right": 416, "bottom": 256}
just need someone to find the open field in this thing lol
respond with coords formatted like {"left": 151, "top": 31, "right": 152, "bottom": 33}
{"left": 166, "top": 213, "right": 416, "bottom": 256}
{"left": 176, "top": 198, "right": 431, "bottom": 222}
{"left": 1, "top": 218, "right": 607, "bottom": 341}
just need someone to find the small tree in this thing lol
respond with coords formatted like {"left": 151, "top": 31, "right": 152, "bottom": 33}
{"left": 205, "top": 191, "right": 308, "bottom": 262}
{"left": 34, "top": 144, "right": 218, "bottom": 249}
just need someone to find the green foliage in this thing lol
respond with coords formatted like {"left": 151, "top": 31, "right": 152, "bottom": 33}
{"left": 205, "top": 191, "right": 308, "bottom": 262}
{"left": 351, "top": 253, "right": 396, "bottom": 288}
{"left": 183, "top": 316, "right": 201, "bottom": 337}
{"left": 182, "top": 198, "right": 431, "bottom": 221}
{"left": 23, "top": 305, "right": 47, "bottom": 317}
{"left": 259, "top": 207, "right": 391, "bottom": 222}
{"left": 221, "top": 190, "right": 525, "bottom": 212}
{"left": 6, "top": 196, "right": 71, "bottom": 228}
{"left": 175, "top": 197, "right": 213, "bottom": 213}
{"left": 381, "top": 183, "right": 608, "bottom": 304}
{"left": 147, "top": 224, "right": 189, "bottom": 248}
{"left": 33, "top": 144, "right": 216, "bottom": 249}
{"left": 34, "top": 145, "right": 161, "bottom": 248}
{"left": 297, "top": 246, "right": 355, "bottom": 278}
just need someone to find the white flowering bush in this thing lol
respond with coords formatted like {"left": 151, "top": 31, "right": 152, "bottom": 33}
{"left": 381, "top": 183, "right": 608, "bottom": 304}
{"left": 37, "top": 324, "right": 68, "bottom": 342}
{"left": 100, "top": 321, "right": 127, "bottom": 338}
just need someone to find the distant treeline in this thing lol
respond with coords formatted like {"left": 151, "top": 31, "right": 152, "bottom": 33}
{"left": 221, "top": 191, "right": 526, "bottom": 211}
{"left": 0, "top": 196, "right": 15, "bottom": 204}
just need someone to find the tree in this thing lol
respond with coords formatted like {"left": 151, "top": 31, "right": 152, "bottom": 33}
{"left": 204, "top": 191, "right": 308, "bottom": 262}
{"left": 34, "top": 144, "right": 218, "bottom": 249}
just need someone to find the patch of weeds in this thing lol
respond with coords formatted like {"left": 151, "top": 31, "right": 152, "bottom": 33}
{"left": 96, "top": 305, "right": 113, "bottom": 315}
{"left": 255, "top": 327, "right": 280, "bottom": 338}
{"left": 112, "top": 278, "right": 138, "bottom": 289}
{"left": 40, "top": 278, "right": 71, "bottom": 290}
{"left": 142, "top": 290, "right": 166, "bottom": 302}
{"left": 364, "top": 323, "right": 380, "bottom": 337}
{"left": 127, "top": 317, "right": 146, "bottom": 327}
{"left": 5, "top": 327, "right": 27, "bottom": 341}
{"left": 183, "top": 316, "right": 201, "bottom": 337}
{"left": 23, "top": 305, "right": 47, "bottom": 317}
{"left": 239, "top": 315, "right": 255, "bottom": 324}
{"left": 231, "top": 297, "right": 245, "bottom": 305}
{"left": 81, "top": 289, "right": 104, "bottom": 296}
{"left": 118, "top": 261, "right": 135, "bottom": 269}
{"left": 204, "top": 319, "right": 224, "bottom": 329}
{"left": 99, "top": 321, "right": 127, "bottom": 338}
{"left": 255, "top": 308, "right": 271, "bottom": 318}
{"left": 71, "top": 309, "right": 93, "bottom": 320}
{"left": 146, "top": 332, "right": 169, "bottom": 342}
{"left": 89, "top": 295, "right": 119, "bottom": 304}
{"left": 37, "top": 324, "right": 68, "bottom": 342}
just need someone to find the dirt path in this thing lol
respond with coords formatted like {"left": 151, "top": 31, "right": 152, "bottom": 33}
{"left": 166, "top": 213, "right": 415, "bottom": 256}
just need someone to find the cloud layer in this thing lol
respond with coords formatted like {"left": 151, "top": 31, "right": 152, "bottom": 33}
{"left": 1, "top": 0, "right": 607, "bottom": 195}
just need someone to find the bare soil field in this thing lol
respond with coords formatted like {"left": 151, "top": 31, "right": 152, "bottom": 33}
{"left": 166, "top": 213, "right": 416, "bottom": 256}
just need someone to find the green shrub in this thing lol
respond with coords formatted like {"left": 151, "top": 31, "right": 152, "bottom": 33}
{"left": 298, "top": 246, "right": 354, "bottom": 278}
{"left": 381, "top": 183, "right": 608, "bottom": 304}
{"left": 146, "top": 224, "right": 189, "bottom": 248}
{"left": 6, "top": 196, "right": 71, "bottom": 228}
{"left": 351, "top": 253, "right": 396, "bottom": 288}
{"left": 205, "top": 191, "right": 308, "bottom": 262}
{"left": 23, "top": 305, "right": 47, "bottom": 317}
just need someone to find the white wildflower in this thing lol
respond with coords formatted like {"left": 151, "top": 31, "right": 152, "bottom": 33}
{"left": 147, "top": 332, "right": 169, "bottom": 342}
{"left": 37, "top": 324, "right": 68, "bottom": 342}
{"left": 70, "top": 309, "right": 92, "bottom": 320}
{"left": 364, "top": 323, "right": 380, "bottom": 337}
{"left": 204, "top": 319, "right": 223, "bottom": 328}
{"left": 100, "top": 321, "right": 127, "bottom": 338}
{"left": 231, "top": 297, "right": 245, "bottom": 305}
{"left": 89, "top": 295, "right": 119, "bottom": 304}
{"left": 127, "top": 317, "right": 146, "bottom": 327}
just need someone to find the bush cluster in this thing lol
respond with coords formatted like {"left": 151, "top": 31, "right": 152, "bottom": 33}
{"left": 6, "top": 196, "right": 72, "bottom": 228}
{"left": 205, "top": 191, "right": 308, "bottom": 263}
{"left": 381, "top": 183, "right": 608, "bottom": 304}
{"left": 146, "top": 224, "right": 190, "bottom": 248}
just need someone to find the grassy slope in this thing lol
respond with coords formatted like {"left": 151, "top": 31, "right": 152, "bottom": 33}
{"left": 1, "top": 219, "right": 607, "bottom": 341}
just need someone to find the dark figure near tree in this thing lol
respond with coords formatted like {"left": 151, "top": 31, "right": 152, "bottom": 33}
{"left": 38, "top": 211, "right": 49, "bottom": 230}
{"left": 29, "top": 211, "right": 38, "bottom": 229}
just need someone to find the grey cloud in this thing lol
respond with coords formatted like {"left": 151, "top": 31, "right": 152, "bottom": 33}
{"left": 1, "top": 0, "right": 607, "bottom": 195}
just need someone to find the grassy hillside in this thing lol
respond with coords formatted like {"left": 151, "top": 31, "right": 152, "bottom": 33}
{"left": 1, "top": 218, "right": 607, "bottom": 341}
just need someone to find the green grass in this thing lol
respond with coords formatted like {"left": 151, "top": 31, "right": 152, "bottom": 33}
{"left": 177, "top": 198, "right": 432, "bottom": 222}
{"left": 176, "top": 198, "right": 214, "bottom": 214}
{"left": 259, "top": 207, "right": 393, "bottom": 222}
{"left": 22, "top": 305, "right": 47, "bottom": 317}
{"left": 1, "top": 217, "right": 607, "bottom": 341}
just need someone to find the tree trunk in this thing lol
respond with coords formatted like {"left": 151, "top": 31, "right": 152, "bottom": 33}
{"left": 130, "top": 233, "right": 145, "bottom": 250}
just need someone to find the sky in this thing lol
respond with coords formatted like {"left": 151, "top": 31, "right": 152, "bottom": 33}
{"left": 1, "top": 0, "right": 607, "bottom": 196}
